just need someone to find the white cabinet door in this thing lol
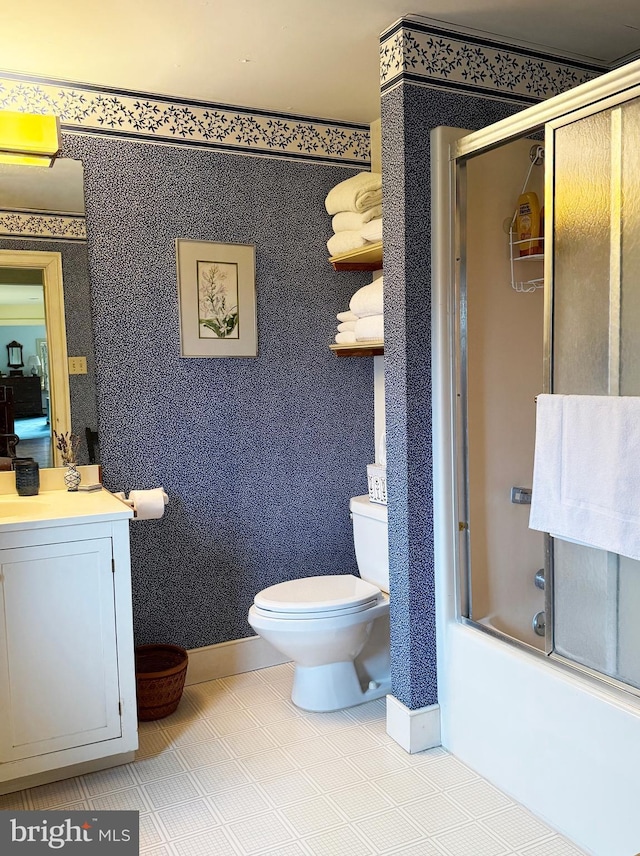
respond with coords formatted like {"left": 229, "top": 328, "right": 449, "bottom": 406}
{"left": 0, "top": 538, "right": 122, "bottom": 762}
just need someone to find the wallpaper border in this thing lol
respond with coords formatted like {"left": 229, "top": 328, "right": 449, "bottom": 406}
{"left": 380, "top": 18, "right": 606, "bottom": 103}
{"left": 0, "top": 72, "right": 371, "bottom": 167}
{"left": 0, "top": 210, "right": 87, "bottom": 241}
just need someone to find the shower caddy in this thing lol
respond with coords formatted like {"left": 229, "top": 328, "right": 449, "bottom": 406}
{"left": 509, "top": 144, "right": 545, "bottom": 293}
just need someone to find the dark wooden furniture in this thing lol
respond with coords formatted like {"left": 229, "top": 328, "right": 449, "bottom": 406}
{"left": 0, "top": 376, "right": 43, "bottom": 418}
{"left": 0, "top": 386, "right": 19, "bottom": 458}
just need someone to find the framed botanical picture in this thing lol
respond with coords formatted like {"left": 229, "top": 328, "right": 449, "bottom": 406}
{"left": 176, "top": 239, "right": 257, "bottom": 357}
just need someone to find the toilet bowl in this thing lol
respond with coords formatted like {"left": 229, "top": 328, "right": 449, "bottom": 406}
{"left": 248, "top": 495, "right": 390, "bottom": 712}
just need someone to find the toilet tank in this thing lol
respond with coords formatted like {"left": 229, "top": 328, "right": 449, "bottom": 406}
{"left": 349, "top": 495, "right": 389, "bottom": 593}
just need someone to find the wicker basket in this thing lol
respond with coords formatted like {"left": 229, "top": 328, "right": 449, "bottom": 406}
{"left": 135, "top": 644, "right": 189, "bottom": 721}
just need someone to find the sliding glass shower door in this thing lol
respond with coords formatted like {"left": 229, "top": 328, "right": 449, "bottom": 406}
{"left": 549, "top": 94, "right": 640, "bottom": 689}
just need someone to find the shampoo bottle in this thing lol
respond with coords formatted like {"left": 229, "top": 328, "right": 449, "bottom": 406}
{"left": 516, "top": 191, "right": 542, "bottom": 256}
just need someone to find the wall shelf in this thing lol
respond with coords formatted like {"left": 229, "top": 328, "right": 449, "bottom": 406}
{"left": 329, "top": 241, "right": 382, "bottom": 271}
{"left": 330, "top": 341, "right": 384, "bottom": 357}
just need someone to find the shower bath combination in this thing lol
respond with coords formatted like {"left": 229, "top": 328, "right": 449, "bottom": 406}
{"left": 430, "top": 60, "right": 640, "bottom": 852}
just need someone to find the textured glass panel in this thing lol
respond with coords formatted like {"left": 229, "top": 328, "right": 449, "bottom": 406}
{"left": 620, "top": 97, "right": 640, "bottom": 395}
{"left": 552, "top": 108, "right": 617, "bottom": 677}
{"left": 553, "top": 112, "right": 611, "bottom": 395}
{"left": 551, "top": 102, "right": 640, "bottom": 690}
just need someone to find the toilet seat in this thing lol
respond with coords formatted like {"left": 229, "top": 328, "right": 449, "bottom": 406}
{"left": 253, "top": 574, "right": 381, "bottom": 621}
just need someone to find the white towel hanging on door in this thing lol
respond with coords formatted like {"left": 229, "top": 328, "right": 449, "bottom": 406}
{"left": 529, "top": 393, "right": 640, "bottom": 560}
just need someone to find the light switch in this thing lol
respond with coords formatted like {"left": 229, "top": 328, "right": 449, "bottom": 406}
{"left": 68, "top": 356, "right": 87, "bottom": 375}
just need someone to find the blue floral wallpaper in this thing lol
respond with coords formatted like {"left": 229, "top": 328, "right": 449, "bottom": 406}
{"left": 60, "top": 132, "right": 374, "bottom": 649}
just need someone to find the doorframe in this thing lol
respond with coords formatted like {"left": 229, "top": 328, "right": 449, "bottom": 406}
{"left": 0, "top": 249, "right": 71, "bottom": 465}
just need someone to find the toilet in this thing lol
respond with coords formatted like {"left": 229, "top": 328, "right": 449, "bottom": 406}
{"left": 248, "top": 495, "right": 390, "bottom": 712}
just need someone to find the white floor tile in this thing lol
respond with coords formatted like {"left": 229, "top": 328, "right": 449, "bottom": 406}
{"left": 139, "top": 812, "right": 166, "bottom": 850}
{"left": 89, "top": 786, "right": 151, "bottom": 813}
{"left": 371, "top": 767, "right": 438, "bottom": 804}
{"left": 227, "top": 810, "right": 294, "bottom": 853}
{"left": 280, "top": 794, "right": 345, "bottom": 836}
{"left": 325, "top": 780, "right": 393, "bottom": 820}
{"left": 434, "top": 823, "right": 510, "bottom": 856}
{"left": 400, "top": 792, "right": 472, "bottom": 835}
{"left": 302, "top": 757, "right": 365, "bottom": 792}
{"left": 26, "top": 778, "right": 84, "bottom": 809}
{"left": 210, "top": 783, "right": 272, "bottom": 822}
{"left": 156, "top": 797, "right": 220, "bottom": 839}
{"left": 482, "top": 805, "right": 558, "bottom": 850}
{"left": 355, "top": 807, "right": 424, "bottom": 851}
{"left": 258, "top": 770, "right": 319, "bottom": 807}
{"left": 304, "top": 824, "right": 374, "bottom": 856}
{"left": 143, "top": 773, "right": 201, "bottom": 810}
{"left": 13, "top": 663, "right": 587, "bottom": 856}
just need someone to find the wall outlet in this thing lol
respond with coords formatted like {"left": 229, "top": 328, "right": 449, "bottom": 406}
{"left": 68, "top": 356, "right": 87, "bottom": 375}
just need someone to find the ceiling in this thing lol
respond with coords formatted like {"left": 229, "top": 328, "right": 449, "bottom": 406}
{"left": 2, "top": 1, "right": 640, "bottom": 124}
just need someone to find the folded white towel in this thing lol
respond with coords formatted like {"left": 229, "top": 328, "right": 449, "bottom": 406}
{"left": 332, "top": 208, "right": 382, "bottom": 232}
{"left": 337, "top": 310, "right": 358, "bottom": 322}
{"left": 355, "top": 314, "right": 384, "bottom": 341}
{"left": 350, "top": 278, "right": 384, "bottom": 318}
{"left": 325, "top": 171, "right": 383, "bottom": 215}
{"left": 327, "top": 230, "right": 366, "bottom": 257}
{"left": 529, "top": 394, "right": 640, "bottom": 560}
{"left": 335, "top": 331, "right": 357, "bottom": 344}
{"left": 337, "top": 321, "right": 356, "bottom": 332}
{"left": 360, "top": 218, "right": 383, "bottom": 243}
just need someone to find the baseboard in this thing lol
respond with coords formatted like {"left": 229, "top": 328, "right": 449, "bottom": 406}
{"left": 386, "top": 694, "right": 442, "bottom": 754}
{"left": 185, "top": 635, "right": 290, "bottom": 685}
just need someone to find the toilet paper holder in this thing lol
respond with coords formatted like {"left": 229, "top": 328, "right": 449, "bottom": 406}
{"left": 113, "top": 488, "right": 169, "bottom": 519}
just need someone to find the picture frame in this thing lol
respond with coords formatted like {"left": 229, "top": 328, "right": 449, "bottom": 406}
{"left": 176, "top": 239, "right": 257, "bottom": 357}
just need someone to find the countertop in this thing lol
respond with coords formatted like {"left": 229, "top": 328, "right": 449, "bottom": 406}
{"left": 0, "top": 487, "right": 134, "bottom": 532}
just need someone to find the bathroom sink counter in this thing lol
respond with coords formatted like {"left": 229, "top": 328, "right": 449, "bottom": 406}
{"left": 0, "top": 488, "right": 133, "bottom": 532}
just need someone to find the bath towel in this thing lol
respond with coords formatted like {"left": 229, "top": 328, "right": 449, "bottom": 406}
{"left": 332, "top": 208, "right": 382, "bottom": 232}
{"left": 360, "top": 217, "right": 383, "bottom": 243}
{"left": 325, "top": 171, "right": 383, "bottom": 215}
{"left": 355, "top": 314, "right": 384, "bottom": 342}
{"left": 327, "top": 230, "right": 366, "bottom": 257}
{"left": 335, "top": 331, "right": 357, "bottom": 344}
{"left": 337, "top": 320, "right": 356, "bottom": 332}
{"left": 337, "top": 310, "right": 358, "bottom": 323}
{"left": 529, "top": 394, "right": 640, "bottom": 560}
{"left": 350, "top": 278, "right": 384, "bottom": 318}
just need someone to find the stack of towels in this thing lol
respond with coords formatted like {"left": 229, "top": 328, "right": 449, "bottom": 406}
{"left": 335, "top": 277, "right": 384, "bottom": 344}
{"left": 325, "top": 171, "right": 383, "bottom": 257}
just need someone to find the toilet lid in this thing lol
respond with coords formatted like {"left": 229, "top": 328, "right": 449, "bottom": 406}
{"left": 254, "top": 574, "right": 380, "bottom": 616}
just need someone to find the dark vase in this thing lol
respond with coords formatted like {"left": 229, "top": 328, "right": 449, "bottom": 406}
{"left": 14, "top": 460, "right": 40, "bottom": 496}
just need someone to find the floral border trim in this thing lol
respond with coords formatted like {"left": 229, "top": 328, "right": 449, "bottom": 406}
{"left": 0, "top": 210, "right": 87, "bottom": 241}
{"left": 0, "top": 73, "right": 370, "bottom": 166}
{"left": 380, "top": 20, "right": 605, "bottom": 103}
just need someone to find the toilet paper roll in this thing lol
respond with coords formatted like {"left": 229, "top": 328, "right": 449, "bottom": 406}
{"left": 128, "top": 488, "right": 169, "bottom": 520}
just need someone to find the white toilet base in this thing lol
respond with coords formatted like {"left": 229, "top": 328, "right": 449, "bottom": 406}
{"left": 291, "top": 660, "right": 392, "bottom": 712}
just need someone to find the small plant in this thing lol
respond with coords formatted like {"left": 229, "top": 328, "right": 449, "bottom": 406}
{"left": 53, "top": 430, "right": 80, "bottom": 465}
{"left": 199, "top": 263, "right": 239, "bottom": 338}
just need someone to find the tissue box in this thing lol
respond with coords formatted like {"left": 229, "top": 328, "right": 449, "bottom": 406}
{"left": 367, "top": 463, "right": 387, "bottom": 505}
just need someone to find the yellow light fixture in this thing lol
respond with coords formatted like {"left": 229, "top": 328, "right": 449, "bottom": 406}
{"left": 0, "top": 110, "right": 62, "bottom": 168}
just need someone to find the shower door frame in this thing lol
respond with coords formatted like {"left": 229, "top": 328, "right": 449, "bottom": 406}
{"left": 448, "top": 76, "right": 640, "bottom": 700}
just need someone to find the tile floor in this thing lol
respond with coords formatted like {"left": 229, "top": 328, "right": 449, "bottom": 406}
{"left": 0, "top": 663, "right": 587, "bottom": 855}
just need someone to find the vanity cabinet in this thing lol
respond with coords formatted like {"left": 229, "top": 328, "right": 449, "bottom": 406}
{"left": 0, "top": 490, "right": 137, "bottom": 794}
